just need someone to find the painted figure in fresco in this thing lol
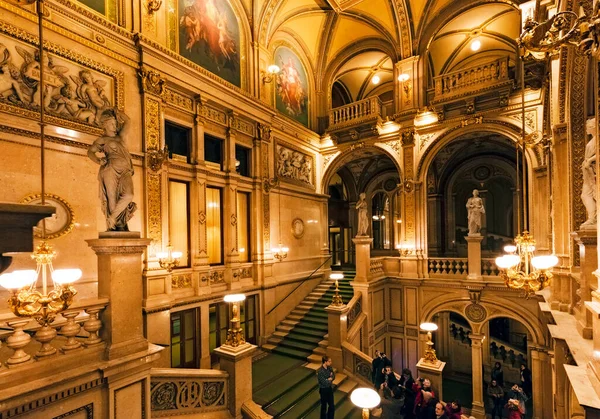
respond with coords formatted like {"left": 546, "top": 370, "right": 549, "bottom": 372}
{"left": 466, "top": 189, "right": 485, "bottom": 236}
{"left": 0, "top": 44, "right": 27, "bottom": 103}
{"left": 581, "top": 133, "right": 597, "bottom": 228}
{"left": 179, "top": 0, "right": 237, "bottom": 71}
{"left": 356, "top": 193, "right": 369, "bottom": 237}
{"left": 277, "top": 56, "right": 306, "bottom": 116}
{"left": 87, "top": 108, "right": 137, "bottom": 231}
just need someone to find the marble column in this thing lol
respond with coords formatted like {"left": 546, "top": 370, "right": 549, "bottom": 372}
{"left": 353, "top": 236, "right": 373, "bottom": 282}
{"left": 466, "top": 235, "right": 484, "bottom": 280}
{"left": 214, "top": 343, "right": 257, "bottom": 418}
{"left": 87, "top": 232, "right": 151, "bottom": 360}
{"left": 530, "top": 346, "right": 552, "bottom": 419}
{"left": 470, "top": 334, "right": 486, "bottom": 419}
{"left": 325, "top": 302, "right": 349, "bottom": 370}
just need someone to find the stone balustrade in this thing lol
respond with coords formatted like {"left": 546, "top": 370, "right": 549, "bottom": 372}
{"left": 346, "top": 293, "right": 363, "bottom": 331}
{"left": 369, "top": 257, "right": 385, "bottom": 278}
{"left": 328, "top": 96, "right": 382, "bottom": 130}
{"left": 0, "top": 298, "right": 108, "bottom": 368}
{"left": 432, "top": 57, "right": 510, "bottom": 102}
{"left": 150, "top": 368, "right": 229, "bottom": 417}
{"left": 481, "top": 258, "right": 500, "bottom": 276}
{"left": 341, "top": 341, "right": 373, "bottom": 386}
{"left": 428, "top": 257, "right": 469, "bottom": 278}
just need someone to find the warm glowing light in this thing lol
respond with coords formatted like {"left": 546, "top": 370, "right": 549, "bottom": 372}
{"left": 420, "top": 322, "right": 439, "bottom": 332}
{"left": 396, "top": 219, "right": 402, "bottom": 224}
{"left": 503, "top": 245, "right": 517, "bottom": 253}
{"left": 495, "top": 255, "right": 520, "bottom": 269}
{"left": 171, "top": 251, "right": 183, "bottom": 259}
{"left": 372, "top": 75, "right": 380, "bottom": 84}
{"left": 52, "top": 269, "right": 82, "bottom": 284}
{"left": 531, "top": 255, "right": 559, "bottom": 270}
{"left": 414, "top": 111, "right": 439, "bottom": 127}
{"left": 330, "top": 273, "right": 344, "bottom": 280}
{"left": 0, "top": 270, "right": 37, "bottom": 290}
{"left": 471, "top": 39, "right": 481, "bottom": 51}
{"left": 398, "top": 73, "right": 410, "bottom": 82}
{"left": 224, "top": 293, "right": 246, "bottom": 303}
{"left": 157, "top": 252, "right": 168, "bottom": 259}
{"left": 351, "top": 388, "right": 381, "bottom": 409}
{"left": 267, "top": 64, "right": 280, "bottom": 74}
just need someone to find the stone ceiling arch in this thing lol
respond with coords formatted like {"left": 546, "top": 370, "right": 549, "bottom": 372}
{"left": 321, "top": 145, "right": 402, "bottom": 196}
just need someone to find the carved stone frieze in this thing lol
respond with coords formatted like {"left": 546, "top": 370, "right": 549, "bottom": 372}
{"left": 199, "top": 103, "right": 227, "bottom": 126}
{"left": 171, "top": 273, "right": 192, "bottom": 289}
{"left": 276, "top": 143, "right": 314, "bottom": 187}
{"left": 418, "top": 133, "right": 434, "bottom": 151}
{"left": 465, "top": 303, "right": 487, "bottom": 323}
{"left": 401, "top": 129, "right": 415, "bottom": 146}
{"left": 0, "top": 24, "right": 122, "bottom": 131}
{"left": 145, "top": 97, "right": 161, "bottom": 150}
{"left": 322, "top": 152, "right": 338, "bottom": 172}
{"left": 162, "top": 87, "right": 193, "bottom": 111}
{"left": 258, "top": 122, "right": 271, "bottom": 142}
{"left": 147, "top": 173, "right": 162, "bottom": 251}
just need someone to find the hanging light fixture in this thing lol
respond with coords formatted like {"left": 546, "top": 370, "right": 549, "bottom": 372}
{"left": 0, "top": 0, "right": 81, "bottom": 355}
{"left": 271, "top": 182, "right": 289, "bottom": 262}
{"left": 495, "top": 52, "right": 557, "bottom": 297}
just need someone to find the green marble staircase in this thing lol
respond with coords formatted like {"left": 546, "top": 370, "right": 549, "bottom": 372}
{"left": 252, "top": 270, "right": 363, "bottom": 418}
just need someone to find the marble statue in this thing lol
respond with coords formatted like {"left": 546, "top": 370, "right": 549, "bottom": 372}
{"left": 581, "top": 133, "right": 597, "bottom": 229}
{"left": 87, "top": 108, "right": 137, "bottom": 232}
{"left": 356, "top": 192, "right": 369, "bottom": 236}
{"left": 466, "top": 189, "right": 485, "bottom": 236}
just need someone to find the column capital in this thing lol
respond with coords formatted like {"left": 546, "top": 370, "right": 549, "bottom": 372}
{"left": 470, "top": 334, "right": 485, "bottom": 345}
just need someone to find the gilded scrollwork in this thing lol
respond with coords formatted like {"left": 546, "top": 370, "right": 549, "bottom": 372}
{"left": 171, "top": 273, "right": 192, "bottom": 289}
{"left": 138, "top": 66, "right": 165, "bottom": 96}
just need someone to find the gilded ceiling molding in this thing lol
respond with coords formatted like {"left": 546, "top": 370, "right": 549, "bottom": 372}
{"left": 392, "top": 0, "right": 412, "bottom": 58}
{"left": 45, "top": 0, "right": 127, "bottom": 31}
{"left": 162, "top": 87, "right": 194, "bottom": 112}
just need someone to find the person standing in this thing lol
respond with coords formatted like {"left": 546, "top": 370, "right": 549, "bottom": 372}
{"left": 491, "top": 362, "right": 504, "bottom": 388}
{"left": 520, "top": 364, "right": 532, "bottom": 397}
{"left": 488, "top": 379, "right": 504, "bottom": 419}
{"left": 317, "top": 355, "right": 335, "bottom": 419}
{"left": 372, "top": 350, "right": 383, "bottom": 388}
{"left": 435, "top": 401, "right": 448, "bottom": 419}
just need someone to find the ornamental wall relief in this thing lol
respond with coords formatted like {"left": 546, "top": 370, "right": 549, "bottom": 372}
{"left": 0, "top": 30, "right": 120, "bottom": 132}
{"left": 276, "top": 143, "right": 314, "bottom": 187}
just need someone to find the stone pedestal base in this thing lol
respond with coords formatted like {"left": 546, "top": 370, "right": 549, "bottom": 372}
{"left": 215, "top": 343, "right": 257, "bottom": 418}
{"left": 352, "top": 236, "right": 373, "bottom": 282}
{"left": 573, "top": 229, "right": 597, "bottom": 339}
{"left": 325, "top": 303, "right": 349, "bottom": 370}
{"left": 416, "top": 358, "right": 446, "bottom": 402}
{"left": 466, "top": 235, "right": 483, "bottom": 280}
{"left": 87, "top": 232, "right": 151, "bottom": 360}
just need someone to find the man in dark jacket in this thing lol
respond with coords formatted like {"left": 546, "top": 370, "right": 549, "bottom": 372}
{"left": 488, "top": 379, "right": 504, "bottom": 419}
{"left": 317, "top": 356, "right": 335, "bottom": 419}
{"left": 435, "top": 401, "right": 449, "bottom": 419}
{"left": 372, "top": 350, "right": 383, "bottom": 387}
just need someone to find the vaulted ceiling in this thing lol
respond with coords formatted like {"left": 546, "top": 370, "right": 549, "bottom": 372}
{"left": 255, "top": 0, "right": 527, "bottom": 104}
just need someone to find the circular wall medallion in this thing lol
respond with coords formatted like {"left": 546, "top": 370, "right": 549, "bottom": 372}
{"left": 291, "top": 218, "right": 305, "bottom": 239}
{"left": 384, "top": 178, "right": 397, "bottom": 192}
{"left": 465, "top": 303, "right": 487, "bottom": 323}
{"left": 473, "top": 166, "right": 491, "bottom": 181}
{"left": 21, "top": 193, "right": 75, "bottom": 240}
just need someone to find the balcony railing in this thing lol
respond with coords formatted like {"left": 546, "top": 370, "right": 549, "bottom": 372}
{"left": 328, "top": 96, "right": 382, "bottom": 131}
{"left": 427, "top": 257, "right": 499, "bottom": 278}
{"left": 0, "top": 298, "right": 108, "bottom": 368}
{"left": 150, "top": 368, "right": 229, "bottom": 417}
{"left": 432, "top": 57, "right": 511, "bottom": 103}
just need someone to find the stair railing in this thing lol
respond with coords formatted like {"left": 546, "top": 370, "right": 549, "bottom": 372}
{"left": 341, "top": 341, "right": 373, "bottom": 387}
{"left": 266, "top": 254, "right": 332, "bottom": 316}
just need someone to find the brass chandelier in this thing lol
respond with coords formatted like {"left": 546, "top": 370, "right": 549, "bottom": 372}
{"left": 494, "top": 40, "right": 557, "bottom": 296}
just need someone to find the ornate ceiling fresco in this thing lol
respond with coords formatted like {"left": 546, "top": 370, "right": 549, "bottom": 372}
{"left": 256, "top": 0, "right": 526, "bottom": 105}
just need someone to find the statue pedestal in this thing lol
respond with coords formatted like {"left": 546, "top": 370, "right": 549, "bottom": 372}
{"left": 572, "top": 229, "right": 597, "bottom": 339}
{"left": 214, "top": 343, "right": 257, "bottom": 418}
{"left": 352, "top": 236, "right": 373, "bottom": 282}
{"left": 466, "top": 235, "right": 483, "bottom": 280}
{"left": 87, "top": 232, "right": 151, "bottom": 360}
{"left": 325, "top": 303, "right": 349, "bottom": 370}
{"left": 416, "top": 358, "right": 446, "bottom": 402}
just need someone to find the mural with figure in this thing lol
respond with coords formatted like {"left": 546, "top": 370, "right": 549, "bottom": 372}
{"left": 274, "top": 47, "right": 308, "bottom": 127}
{"left": 178, "top": 0, "right": 240, "bottom": 86}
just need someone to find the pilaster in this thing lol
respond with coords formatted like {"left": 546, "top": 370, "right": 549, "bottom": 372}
{"left": 214, "top": 343, "right": 257, "bottom": 418}
{"left": 469, "top": 334, "right": 486, "bottom": 419}
{"left": 572, "top": 229, "right": 597, "bottom": 338}
{"left": 352, "top": 236, "right": 373, "bottom": 282}
{"left": 325, "top": 303, "right": 350, "bottom": 370}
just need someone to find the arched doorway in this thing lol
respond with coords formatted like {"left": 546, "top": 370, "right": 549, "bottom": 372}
{"left": 325, "top": 148, "right": 401, "bottom": 267}
{"left": 426, "top": 132, "right": 518, "bottom": 257}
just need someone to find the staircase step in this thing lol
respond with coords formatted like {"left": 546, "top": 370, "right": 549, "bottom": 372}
{"left": 277, "top": 386, "right": 321, "bottom": 418}
{"left": 308, "top": 354, "right": 323, "bottom": 364}
{"left": 277, "top": 339, "right": 319, "bottom": 352}
{"left": 262, "top": 343, "right": 277, "bottom": 352}
{"left": 253, "top": 367, "right": 315, "bottom": 406}
{"left": 284, "top": 326, "right": 327, "bottom": 338}
{"left": 281, "top": 319, "right": 300, "bottom": 328}
{"left": 265, "top": 374, "right": 318, "bottom": 416}
{"left": 313, "top": 346, "right": 327, "bottom": 356}
{"left": 337, "top": 378, "right": 358, "bottom": 394}
{"left": 271, "top": 346, "right": 313, "bottom": 360}
{"left": 284, "top": 332, "right": 322, "bottom": 344}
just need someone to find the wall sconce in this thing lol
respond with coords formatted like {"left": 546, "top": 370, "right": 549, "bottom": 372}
{"left": 396, "top": 241, "right": 415, "bottom": 257}
{"left": 397, "top": 73, "right": 410, "bottom": 82}
{"left": 146, "top": 0, "right": 162, "bottom": 14}
{"left": 261, "top": 64, "right": 280, "bottom": 84}
{"left": 224, "top": 293, "right": 246, "bottom": 347}
{"left": 157, "top": 243, "right": 182, "bottom": 273}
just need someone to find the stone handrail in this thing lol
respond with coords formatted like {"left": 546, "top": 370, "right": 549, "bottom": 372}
{"left": 433, "top": 57, "right": 510, "bottom": 102}
{"left": 428, "top": 258, "right": 468, "bottom": 278}
{"left": 150, "top": 368, "right": 229, "bottom": 417}
{"left": 346, "top": 292, "right": 363, "bottom": 332}
{"left": 341, "top": 341, "right": 373, "bottom": 386}
{"left": 328, "top": 96, "right": 382, "bottom": 130}
{"left": 0, "top": 298, "right": 108, "bottom": 368}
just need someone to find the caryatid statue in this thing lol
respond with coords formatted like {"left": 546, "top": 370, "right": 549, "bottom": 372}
{"left": 356, "top": 192, "right": 369, "bottom": 237}
{"left": 581, "top": 133, "right": 597, "bottom": 229}
{"left": 466, "top": 189, "right": 485, "bottom": 236}
{"left": 87, "top": 108, "right": 137, "bottom": 232}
